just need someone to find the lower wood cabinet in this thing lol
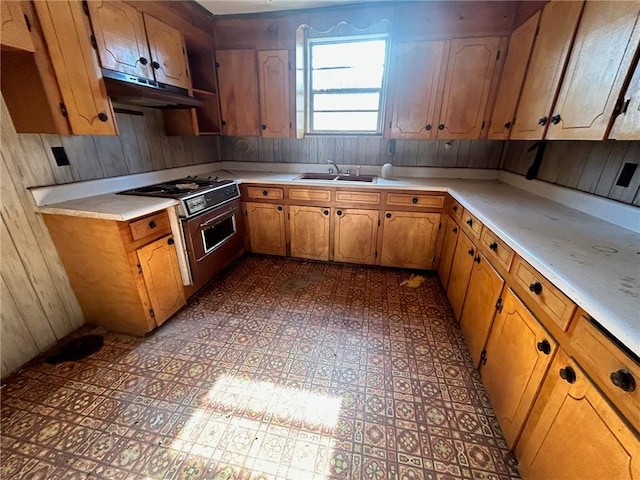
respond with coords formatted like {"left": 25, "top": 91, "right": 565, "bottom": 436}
{"left": 437, "top": 216, "right": 459, "bottom": 289}
{"left": 446, "top": 230, "right": 476, "bottom": 320}
{"left": 516, "top": 348, "right": 640, "bottom": 479}
{"left": 334, "top": 208, "right": 379, "bottom": 265}
{"left": 42, "top": 210, "right": 185, "bottom": 335}
{"left": 480, "top": 288, "right": 557, "bottom": 447}
{"left": 288, "top": 205, "right": 330, "bottom": 261}
{"left": 380, "top": 211, "right": 441, "bottom": 269}
{"left": 244, "top": 202, "right": 287, "bottom": 256}
{"left": 459, "top": 251, "right": 504, "bottom": 366}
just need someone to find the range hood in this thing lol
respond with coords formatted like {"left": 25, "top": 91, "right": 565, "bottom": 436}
{"left": 102, "top": 69, "right": 203, "bottom": 109}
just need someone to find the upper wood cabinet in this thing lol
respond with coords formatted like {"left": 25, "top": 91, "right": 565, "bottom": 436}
{"left": 258, "top": 50, "right": 291, "bottom": 137}
{"left": 87, "top": 0, "right": 190, "bottom": 90}
{"left": 1, "top": 1, "right": 35, "bottom": 52}
{"left": 437, "top": 36, "right": 502, "bottom": 139}
{"left": 510, "top": 1, "right": 584, "bottom": 140}
{"left": 545, "top": 2, "right": 640, "bottom": 140}
{"left": 387, "top": 40, "right": 445, "bottom": 139}
{"left": 380, "top": 211, "right": 441, "bottom": 270}
{"left": 516, "top": 348, "right": 640, "bottom": 480}
{"left": 610, "top": 59, "right": 640, "bottom": 140}
{"left": 487, "top": 12, "right": 539, "bottom": 139}
{"left": 1, "top": 0, "right": 116, "bottom": 135}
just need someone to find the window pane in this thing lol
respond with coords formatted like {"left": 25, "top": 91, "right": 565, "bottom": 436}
{"left": 313, "top": 112, "right": 379, "bottom": 132}
{"left": 312, "top": 67, "right": 384, "bottom": 90}
{"left": 311, "top": 40, "right": 386, "bottom": 70}
{"left": 313, "top": 93, "right": 380, "bottom": 112}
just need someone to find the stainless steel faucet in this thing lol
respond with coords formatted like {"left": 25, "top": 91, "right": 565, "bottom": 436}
{"left": 328, "top": 160, "right": 342, "bottom": 174}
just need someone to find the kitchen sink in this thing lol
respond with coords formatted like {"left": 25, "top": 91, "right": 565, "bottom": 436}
{"left": 295, "top": 173, "right": 377, "bottom": 183}
{"left": 296, "top": 173, "right": 339, "bottom": 181}
{"left": 336, "top": 175, "right": 376, "bottom": 182}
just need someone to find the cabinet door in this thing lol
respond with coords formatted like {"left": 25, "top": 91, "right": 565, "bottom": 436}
{"left": 245, "top": 202, "right": 286, "bottom": 256}
{"left": 216, "top": 49, "right": 260, "bottom": 136}
{"left": 480, "top": 288, "right": 556, "bottom": 448}
{"left": 516, "top": 349, "right": 640, "bottom": 480}
{"left": 546, "top": 2, "right": 640, "bottom": 140}
{"left": 136, "top": 235, "right": 186, "bottom": 326}
{"left": 34, "top": 1, "right": 117, "bottom": 135}
{"left": 459, "top": 253, "right": 504, "bottom": 366}
{"left": 510, "top": 1, "right": 584, "bottom": 140}
{"left": 388, "top": 41, "right": 445, "bottom": 139}
{"left": 258, "top": 50, "right": 290, "bottom": 138}
{"left": 288, "top": 205, "right": 330, "bottom": 261}
{"left": 380, "top": 211, "right": 441, "bottom": 270}
{"left": 143, "top": 13, "right": 190, "bottom": 90}
{"left": 446, "top": 231, "right": 475, "bottom": 321}
{"left": 87, "top": 0, "right": 152, "bottom": 80}
{"left": 487, "top": 12, "right": 539, "bottom": 139}
{"left": 437, "top": 36, "right": 501, "bottom": 139}
{"left": 1, "top": 1, "right": 35, "bottom": 51}
{"left": 610, "top": 60, "right": 640, "bottom": 140}
{"left": 334, "top": 208, "right": 379, "bottom": 265}
{"left": 437, "top": 217, "right": 459, "bottom": 289}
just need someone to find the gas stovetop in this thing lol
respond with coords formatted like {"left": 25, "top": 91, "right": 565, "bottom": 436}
{"left": 118, "top": 176, "right": 240, "bottom": 217}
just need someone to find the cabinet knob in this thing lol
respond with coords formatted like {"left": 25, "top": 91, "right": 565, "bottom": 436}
{"left": 97, "top": 112, "right": 109, "bottom": 122}
{"left": 385, "top": 212, "right": 391, "bottom": 218}
{"left": 412, "top": 197, "right": 418, "bottom": 204}
{"left": 551, "top": 114, "right": 561, "bottom": 125}
{"left": 323, "top": 209, "right": 329, "bottom": 216}
{"left": 559, "top": 366, "right": 577, "bottom": 384}
{"left": 452, "top": 205, "right": 458, "bottom": 212}
{"left": 474, "top": 255, "right": 481, "bottom": 264}
{"left": 277, "top": 205, "right": 283, "bottom": 211}
{"left": 538, "top": 116, "right": 548, "bottom": 126}
{"left": 610, "top": 369, "right": 636, "bottom": 392}
{"left": 438, "top": 124, "right": 445, "bottom": 130}
{"left": 536, "top": 339, "right": 551, "bottom": 355}
{"left": 261, "top": 124, "right": 267, "bottom": 130}
{"left": 466, "top": 218, "right": 473, "bottom": 226}
{"left": 529, "top": 282, "right": 543, "bottom": 295}
{"left": 467, "top": 248, "right": 474, "bottom": 257}
{"left": 151, "top": 61, "right": 160, "bottom": 69}
{"left": 425, "top": 124, "right": 432, "bottom": 131}
{"left": 139, "top": 56, "right": 148, "bottom": 65}
{"left": 167, "top": 237, "right": 174, "bottom": 245}
{"left": 337, "top": 210, "right": 343, "bottom": 216}
{"left": 262, "top": 190, "right": 268, "bottom": 196}
{"left": 504, "top": 121, "right": 512, "bottom": 129}
{"left": 489, "top": 242, "right": 498, "bottom": 251}
{"left": 452, "top": 227, "right": 458, "bottom": 234}
{"left": 148, "top": 220, "right": 157, "bottom": 229}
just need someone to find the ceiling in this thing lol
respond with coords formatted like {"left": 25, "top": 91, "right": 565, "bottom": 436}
{"left": 195, "top": 0, "right": 366, "bottom": 16}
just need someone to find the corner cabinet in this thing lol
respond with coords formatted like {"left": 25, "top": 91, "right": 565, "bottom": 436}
{"left": 42, "top": 210, "right": 185, "bottom": 336}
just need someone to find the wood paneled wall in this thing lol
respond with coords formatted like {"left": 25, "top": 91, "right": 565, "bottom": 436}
{"left": 0, "top": 94, "right": 219, "bottom": 377}
{"left": 221, "top": 136, "right": 505, "bottom": 168}
{"left": 502, "top": 140, "right": 640, "bottom": 206}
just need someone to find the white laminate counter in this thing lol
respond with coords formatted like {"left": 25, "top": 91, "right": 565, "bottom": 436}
{"left": 33, "top": 168, "right": 640, "bottom": 356}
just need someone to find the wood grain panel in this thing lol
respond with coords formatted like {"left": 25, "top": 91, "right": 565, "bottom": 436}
{"left": 144, "top": 13, "right": 191, "bottom": 89}
{"left": 258, "top": 50, "right": 291, "bottom": 138}
{"left": 333, "top": 208, "right": 379, "bottom": 265}
{"left": 1, "top": 1, "right": 35, "bottom": 51}
{"left": 380, "top": 211, "right": 441, "bottom": 270}
{"left": 288, "top": 205, "right": 330, "bottom": 261}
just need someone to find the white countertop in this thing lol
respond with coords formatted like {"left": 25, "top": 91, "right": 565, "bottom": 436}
{"left": 34, "top": 168, "right": 640, "bottom": 356}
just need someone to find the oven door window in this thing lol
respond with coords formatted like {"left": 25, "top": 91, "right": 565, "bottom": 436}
{"left": 201, "top": 214, "right": 236, "bottom": 255}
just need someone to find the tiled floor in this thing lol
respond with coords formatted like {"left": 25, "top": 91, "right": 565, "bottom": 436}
{"left": 1, "top": 255, "right": 520, "bottom": 480}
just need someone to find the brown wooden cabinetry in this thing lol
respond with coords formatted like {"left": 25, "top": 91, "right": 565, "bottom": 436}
{"left": 516, "top": 348, "right": 640, "bottom": 479}
{"left": 380, "top": 211, "right": 441, "bottom": 270}
{"left": 143, "top": 13, "right": 190, "bottom": 90}
{"left": 437, "top": 216, "right": 459, "bottom": 290}
{"left": 459, "top": 252, "right": 504, "bottom": 366}
{"left": 333, "top": 208, "right": 379, "bottom": 265}
{"left": 288, "top": 205, "right": 330, "bottom": 261}
{"left": 42, "top": 210, "right": 185, "bottom": 335}
{"left": 487, "top": 12, "right": 539, "bottom": 139}
{"left": 244, "top": 202, "right": 287, "bottom": 256}
{"left": 480, "top": 288, "right": 557, "bottom": 447}
{"left": 1, "top": 1, "right": 35, "bottom": 52}
{"left": 258, "top": 50, "right": 291, "bottom": 138}
{"left": 446, "top": 230, "right": 475, "bottom": 320}
{"left": 610, "top": 59, "right": 640, "bottom": 140}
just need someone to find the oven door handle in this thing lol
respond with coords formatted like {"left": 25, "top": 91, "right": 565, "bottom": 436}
{"left": 199, "top": 207, "right": 238, "bottom": 228}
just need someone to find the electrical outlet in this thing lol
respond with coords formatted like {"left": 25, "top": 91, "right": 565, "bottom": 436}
{"left": 616, "top": 162, "right": 637, "bottom": 187}
{"left": 51, "top": 146, "right": 70, "bottom": 167}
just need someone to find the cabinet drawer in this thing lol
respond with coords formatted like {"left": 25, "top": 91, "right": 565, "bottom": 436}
{"left": 129, "top": 211, "right": 171, "bottom": 242}
{"left": 450, "top": 198, "right": 464, "bottom": 221}
{"left": 246, "top": 186, "right": 284, "bottom": 200}
{"left": 569, "top": 311, "right": 640, "bottom": 432}
{"left": 386, "top": 193, "right": 444, "bottom": 208}
{"left": 461, "top": 210, "right": 483, "bottom": 239}
{"left": 511, "top": 256, "right": 576, "bottom": 331}
{"left": 335, "top": 190, "right": 381, "bottom": 205}
{"left": 288, "top": 188, "right": 331, "bottom": 202}
{"left": 480, "top": 226, "right": 514, "bottom": 271}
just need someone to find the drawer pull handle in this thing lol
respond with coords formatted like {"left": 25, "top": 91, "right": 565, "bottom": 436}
{"left": 262, "top": 190, "right": 268, "bottom": 196}
{"left": 489, "top": 242, "right": 498, "bottom": 251}
{"left": 323, "top": 209, "right": 329, "bottom": 216}
{"left": 536, "top": 340, "right": 551, "bottom": 355}
{"left": 425, "top": 124, "right": 432, "bottom": 131}
{"left": 337, "top": 210, "right": 343, "bottom": 216}
{"left": 151, "top": 60, "right": 160, "bottom": 70}
{"left": 529, "top": 282, "right": 543, "bottom": 295}
{"left": 277, "top": 206, "right": 283, "bottom": 211}
{"left": 452, "top": 227, "right": 458, "bottom": 234}
{"left": 538, "top": 116, "right": 548, "bottom": 126}
{"left": 261, "top": 124, "right": 267, "bottom": 130}
{"left": 386, "top": 213, "right": 392, "bottom": 218}
{"left": 167, "top": 237, "right": 174, "bottom": 245}
{"left": 466, "top": 218, "right": 473, "bottom": 226}
{"left": 467, "top": 248, "right": 474, "bottom": 257}
{"left": 148, "top": 220, "right": 157, "bottom": 229}
{"left": 139, "top": 56, "right": 148, "bottom": 65}
{"left": 610, "top": 369, "right": 636, "bottom": 392}
{"left": 474, "top": 255, "right": 481, "bottom": 264}
{"left": 438, "top": 124, "right": 445, "bottom": 130}
{"left": 412, "top": 197, "right": 418, "bottom": 204}
{"left": 97, "top": 112, "right": 109, "bottom": 122}
{"left": 551, "top": 114, "right": 561, "bottom": 125}
{"left": 559, "top": 366, "right": 576, "bottom": 384}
